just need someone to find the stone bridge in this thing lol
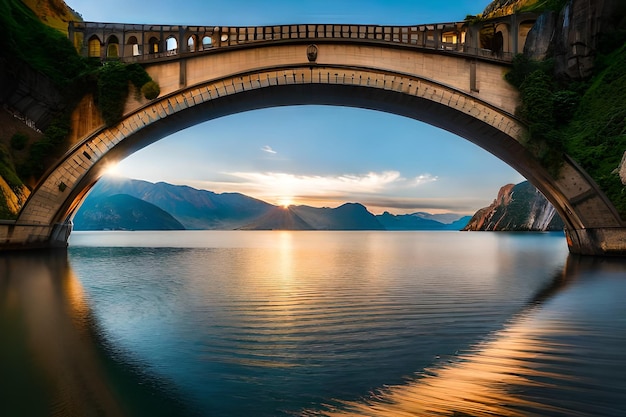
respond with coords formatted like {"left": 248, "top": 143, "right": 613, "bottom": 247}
{"left": 2, "top": 13, "right": 625, "bottom": 255}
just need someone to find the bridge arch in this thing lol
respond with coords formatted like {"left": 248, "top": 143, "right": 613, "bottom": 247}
{"left": 6, "top": 33, "right": 625, "bottom": 254}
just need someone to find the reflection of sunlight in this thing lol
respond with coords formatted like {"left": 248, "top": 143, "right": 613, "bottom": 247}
{"left": 306, "top": 312, "right": 573, "bottom": 417}
{"left": 277, "top": 231, "right": 294, "bottom": 282}
{"left": 304, "top": 256, "right": 623, "bottom": 417}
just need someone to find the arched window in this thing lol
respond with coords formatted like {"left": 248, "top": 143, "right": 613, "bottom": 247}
{"left": 149, "top": 37, "right": 160, "bottom": 54}
{"left": 166, "top": 36, "right": 178, "bottom": 55}
{"left": 127, "top": 35, "right": 140, "bottom": 56}
{"left": 88, "top": 35, "right": 101, "bottom": 58}
{"left": 107, "top": 35, "right": 119, "bottom": 58}
{"left": 202, "top": 35, "right": 212, "bottom": 49}
{"left": 187, "top": 36, "right": 196, "bottom": 52}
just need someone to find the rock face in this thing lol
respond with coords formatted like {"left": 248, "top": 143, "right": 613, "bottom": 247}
{"left": 552, "top": 0, "right": 623, "bottom": 79}
{"left": 463, "top": 182, "right": 564, "bottom": 231}
{"left": 0, "top": 59, "right": 64, "bottom": 131}
{"left": 483, "top": 0, "right": 533, "bottom": 18}
{"left": 523, "top": 11, "right": 558, "bottom": 60}
{"left": 524, "top": 0, "right": 625, "bottom": 79}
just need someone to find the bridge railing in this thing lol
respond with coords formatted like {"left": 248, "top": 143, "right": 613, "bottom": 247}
{"left": 70, "top": 21, "right": 512, "bottom": 64}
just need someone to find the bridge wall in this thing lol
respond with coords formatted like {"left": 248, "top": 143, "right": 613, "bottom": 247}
{"left": 140, "top": 44, "right": 520, "bottom": 117}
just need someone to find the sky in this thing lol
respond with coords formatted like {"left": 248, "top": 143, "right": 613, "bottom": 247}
{"left": 64, "top": 0, "right": 525, "bottom": 215}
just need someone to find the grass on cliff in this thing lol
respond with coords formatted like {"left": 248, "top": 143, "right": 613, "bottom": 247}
{"left": 0, "top": 0, "right": 88, "bottom": 89}
{"left": 506, "top": 42, "right": 626, "bottom": 219}
{"left": 563, "top": 44, "right": 626, "bottom": 218}
{"left": 0, "top": 0, "right": 160, "bottom": 179}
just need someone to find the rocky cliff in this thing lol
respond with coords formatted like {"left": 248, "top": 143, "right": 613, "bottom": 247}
{"left": 520, "top": 0, "right": 626, "bottom": 78}
{"left": 463, "top": 181, "right": 564, "bottom": 231}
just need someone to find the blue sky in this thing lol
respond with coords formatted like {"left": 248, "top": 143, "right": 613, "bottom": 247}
{"left": 65, "top": 0, "right": 525, "bottom": 215}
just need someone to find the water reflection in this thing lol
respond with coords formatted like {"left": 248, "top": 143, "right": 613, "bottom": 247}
{"left": 304, "top": 256, "right": 626, "bottom": 417}
{"left": 3, "top": 233, "right": 626, "bottom": 417}
{"left": 0, "top": 250, "right": 191, "bottom": 417}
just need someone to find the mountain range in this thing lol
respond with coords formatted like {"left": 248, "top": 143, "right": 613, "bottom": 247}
{"left": 73, "top": 177, "right": 470, "bottom": 231}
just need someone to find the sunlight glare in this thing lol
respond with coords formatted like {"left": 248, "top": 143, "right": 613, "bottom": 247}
{"left": 277, "top": 197, "right": 294, "bottom": 208}
{"left": 102, "top": 162, "right": 122, "bottom": 177}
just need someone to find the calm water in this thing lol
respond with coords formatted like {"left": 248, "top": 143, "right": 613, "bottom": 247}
{"left": 1, "top": 231, "right": 626, "bottom": 416}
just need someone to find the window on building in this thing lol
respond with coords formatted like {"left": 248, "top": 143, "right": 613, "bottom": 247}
{"left": 88, "top": 36, "right": 101, "bottom": 57}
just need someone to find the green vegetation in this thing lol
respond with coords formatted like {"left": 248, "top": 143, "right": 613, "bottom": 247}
{"left": 0, "top": 0, "right": 86, "bottom": 89}
{"left": 97, "top": 62, "right": 160, "bottom": 126}
{"left": 505, "top": 46, "right": 626, "bottom": 218}
{"left": 10, "top": 133, "right": 28, "bottom": 151}
{"left": 563, "top": 45, "right": 626, "bottom": 218}
{"left": 0, "top": 0, "right": 160, "bottom": 215}
{"left": 141, "top": 80, "right": 161, "bottom": 101}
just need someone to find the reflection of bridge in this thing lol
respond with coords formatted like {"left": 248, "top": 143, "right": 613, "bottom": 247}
{"left": 2, "top": 14, "right": 626, "bottom": 255}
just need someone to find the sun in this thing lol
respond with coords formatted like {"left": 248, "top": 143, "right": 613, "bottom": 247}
{"left": 102, "top": 161, "right": 122, "bottom": 177}
{"left": 277, "top": 197, "right": 294, "bottom": 209}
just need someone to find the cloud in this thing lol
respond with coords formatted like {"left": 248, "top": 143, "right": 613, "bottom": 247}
{"left": 408, "top": 174, "right": 438, "bottom": 187}
{"left": 261, "top": 145, "right": 277, "bottom": 154}
{"left": 180, "top": 171, "right": 446, "bottom": 213}
{"left": 225, "top": 171, "right": 410, "bottom": 196}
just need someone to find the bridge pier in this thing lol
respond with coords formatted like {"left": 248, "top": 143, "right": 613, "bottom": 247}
{"left": 565, "top": 228, "right": 626, "bottom": 256}
{"left": 0, "top": 220, "right": 71, "bottom": 250}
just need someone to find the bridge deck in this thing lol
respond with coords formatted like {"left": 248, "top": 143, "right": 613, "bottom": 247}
{"left": 70, "top": 20, "right": 515, "bottom": 64}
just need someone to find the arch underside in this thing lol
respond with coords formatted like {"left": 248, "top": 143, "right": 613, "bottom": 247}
{"left": 15, "top": 65, "right": 626, "bottom": 254}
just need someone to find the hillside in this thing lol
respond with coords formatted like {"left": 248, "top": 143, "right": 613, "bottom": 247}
{"left": 73, "top": 193, "right": 185, "bottom": 231}
{"left": 463, "top": 181, "right": 564, "bottom": 231}
{"left": 21, "top": 0, "right": 82, "bottom": 33}
{"left": 83, "top": 177, "right": 275, "bottom": 230}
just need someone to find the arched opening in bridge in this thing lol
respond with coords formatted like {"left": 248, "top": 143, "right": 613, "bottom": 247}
{"left": 518, "top": 20, "right": 536, "bottom": 50}
{"left": 202, "top": 35, "right": 212, "bottom": 49}
{"left": 166, "top": 36, "right": 178, "bottom": 55}
{"left": 187, "top": 35, "right": 197, "bottom": 52}
{"left": 149, "top": 37, "right": 160, "bottom": 54}
{"left": 106, "top": 35, "right": 119, "bottom": 58}
{"left": 88, "top": 105, "right": 527, "bottom": 230}
{"left": 127, "top": 36, "right": 140, "bottom": 56}
{"left": 88, "top": 35, "right": 101, "bottom": 58}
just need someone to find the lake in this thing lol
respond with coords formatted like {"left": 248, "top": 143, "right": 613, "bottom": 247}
{"left": 1, "top": 230, "right": 625, "bottom": 416}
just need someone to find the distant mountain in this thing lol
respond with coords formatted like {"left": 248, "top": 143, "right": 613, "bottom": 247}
{"left": 85, "top": 177, "right": 274, "bottom": 229}
{"left": 74, "top": 194, "right": 185, "bottom": 231}
{"left": 463, "top": 181, "right": 564, "bottom": 231}
{"left": 377, "top": 212, "right": 471, "bottom": 230}
{"left": 292, "top": 203, "right": 385, "bottom": 230}
{"left": 241, "top": 203, "right": 385, "bottom": 230}
{"left": 238, "top": 206, "right": 314, "bottom": 230}
{"left": 77, "top": 177, "right": 472, "bottom": 231}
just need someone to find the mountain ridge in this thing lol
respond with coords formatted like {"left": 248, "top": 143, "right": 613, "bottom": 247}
{"left": 75, "top": 177, "right": 469, "bottom": 231}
